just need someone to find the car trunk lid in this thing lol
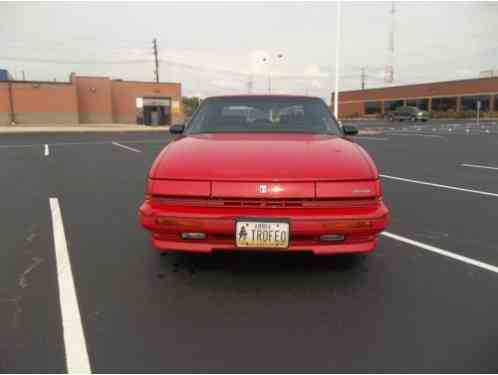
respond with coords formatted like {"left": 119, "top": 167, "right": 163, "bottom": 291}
{"left": 150, "top": 133, "right": 376, "bottom": 182}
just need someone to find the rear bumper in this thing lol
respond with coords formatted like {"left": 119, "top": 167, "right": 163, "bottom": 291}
{"left": 139, "top": 201, "right": 389, "bottom": 255}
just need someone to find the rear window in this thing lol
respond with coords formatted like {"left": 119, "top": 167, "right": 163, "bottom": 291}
{"left": 186, "top": 96, "right": 341, "bottom": 135}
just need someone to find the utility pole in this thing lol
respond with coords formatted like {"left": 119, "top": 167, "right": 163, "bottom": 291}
{"left": 361, "top": 66, "right": 366, "bottom": 90}
{"left": 262, "top": 57, "right": 272, "bottom": 94}
{"left": 262, "top": 53, "right": 284, "bottom": 94}
{"left": 334, "top": 1, "right": 341, "bottom": 119}
{"left": 247, "top": 75, "right": 253, "bottom": 94}
{"left": 22, "top": 70, "right": 26, "bottom": 81}
{"left": 153, "top": 38, "right": 160, "bottom": 83}
{"left": 477, "top": 100, "right": 481, "bottom": 124}
{"left": 7, "top": 80, "right": 15, "bottom": 124}
{"left": 384, "top": 1, "right": 395, "bottom": 83}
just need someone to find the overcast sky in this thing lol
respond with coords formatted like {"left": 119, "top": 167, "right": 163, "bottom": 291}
{"left": 1, "top": 1, "right": 497, "bottom": 102}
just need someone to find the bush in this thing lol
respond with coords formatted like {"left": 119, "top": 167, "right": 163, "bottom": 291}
{"left": 341, "top": 112, "right": 361, "bottom": 119}
{"left": 430, "top": 110, "right": 489, "bottom": 119}
{"left": 483, "top": 111, "right": 498, "bottom": 118}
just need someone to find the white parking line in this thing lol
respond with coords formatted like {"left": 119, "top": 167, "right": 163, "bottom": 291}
{"left": 355, "top": 136, "right": 389, "bottom": 141}
{"left": 417, "top": 134, "right": 445, "bottom": 139}
{"left": 48, "top": 141, "right": 110, "bottom": 147}
{"left": 111, "top": 141, "right": 141, "bottom": 153}
{"left": 118, "top": 140, "right": 166, "bottom": 145}
{"left": 461, "top": 163, "right": 498, "bottom": 171}
{"left": 44, "top": 144, "right": 49, "bottom": 156}
{"left": 381, "top": 231, "right": 498, "bottom": 274}
{"left": 0, "top": 140, "right": 165, "bottom": 150}
{"left": 387, "top": 132, "right": 445, "bottom": 139}
{"left": 380, "top": 174, "right": 498, "bottom": 198}
{"left": 0, "top": 141, "right": 108, "bottom": 149}
{"left": 49, "top": 198, "right": 91, "bottom": 373}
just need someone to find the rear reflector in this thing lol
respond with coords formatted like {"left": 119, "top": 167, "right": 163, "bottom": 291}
{"left": 320, "top": 234, "right": 345, "bottom": 242}
{"left": 180, "top": 232, "right": 206, "bottom": 240}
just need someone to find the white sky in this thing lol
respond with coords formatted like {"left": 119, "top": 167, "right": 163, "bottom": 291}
{"left": 1, "top": 1, "right": 497, "bottom": 102}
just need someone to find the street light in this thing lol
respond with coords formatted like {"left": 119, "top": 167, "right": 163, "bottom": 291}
{"left": 334, "top": 1, "right": 341, "bottom": 120}
{"left": 262, "top": 53, "right": 284, "bottom": 94}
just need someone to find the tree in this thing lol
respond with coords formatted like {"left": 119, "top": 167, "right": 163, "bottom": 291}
{"left": 182, "top": 96, "right": 201, "bottom": 116}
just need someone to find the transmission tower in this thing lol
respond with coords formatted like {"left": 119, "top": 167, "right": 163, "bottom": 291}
{"left": 384, "top": 1, "right": 395, "bottom": 84}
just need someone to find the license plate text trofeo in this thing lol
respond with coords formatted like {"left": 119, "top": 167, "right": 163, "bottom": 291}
{"left": 235, "top": 220, "right": 289, "bottom": 249}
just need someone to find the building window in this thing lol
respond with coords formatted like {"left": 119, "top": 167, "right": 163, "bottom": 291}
{"left": 406, "top": 98, "right": 429, "bottom": 110}
{"left": 365, "top": 101, "right": 382, "bottom": 115}
{"left": 495, "top": 95, "right": 498, "bottom": 112}
{"left": 431, "top": 97, "right": 457, "bottom": 112}
{"left": 460, "top": 95, "right": 491, "bottom": 112}
{"left": 383, "top": 100, "right": 404, "bottom": 112}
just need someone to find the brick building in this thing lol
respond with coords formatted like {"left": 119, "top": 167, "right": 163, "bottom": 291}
{"left": 331, "top": 77, "right": 498, "bottom": 118}
{"left": 0, "top": 73, "right": 183, "bottom": 126}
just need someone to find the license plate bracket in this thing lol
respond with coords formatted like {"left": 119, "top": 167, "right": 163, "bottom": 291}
{"left": 235, "top": 219, "right": 290, "bottom": 249}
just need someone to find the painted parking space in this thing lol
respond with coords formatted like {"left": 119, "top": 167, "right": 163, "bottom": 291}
{"left": 355, "top": 132, "right": 498, "bottom": 193}
{"left": 1, "top": 128, "right": 498, "bottom": 372}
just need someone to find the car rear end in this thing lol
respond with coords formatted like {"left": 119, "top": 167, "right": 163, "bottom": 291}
{"left": 415, "top": 109, "right": 430, "bottom": 121}
{"left": 139, "top": 178, "right": 389, "bottom": 255}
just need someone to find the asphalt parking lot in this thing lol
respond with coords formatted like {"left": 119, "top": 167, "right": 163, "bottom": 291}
{"left": 1, "top": 121, "right": 498, "bottom": 372}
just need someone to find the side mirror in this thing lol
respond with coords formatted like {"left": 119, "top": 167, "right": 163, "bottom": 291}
{"left": 343, "top": 125, "right": 358, "bottom": 136}
{"left": 169, "top": 123, "right": 185, "bottom": 134}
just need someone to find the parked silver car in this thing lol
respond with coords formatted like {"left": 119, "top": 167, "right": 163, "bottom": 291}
{"left": 387, "top": 106, "right": 430, "bottom": 122}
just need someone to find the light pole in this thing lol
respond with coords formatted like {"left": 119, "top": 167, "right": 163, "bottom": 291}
{"left": 262, "top": 53, "right": 284, "bottom": 94}
{"left": 334, "top": 1, "right": 341, "bottom": 120}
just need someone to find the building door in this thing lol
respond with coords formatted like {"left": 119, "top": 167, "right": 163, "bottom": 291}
{"left": 141, "top": 97, "right": 172, "bottom": 126}
{"left": 150, "top": 108, "right": 160, "bottom": 125}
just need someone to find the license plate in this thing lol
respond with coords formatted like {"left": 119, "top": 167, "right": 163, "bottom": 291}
{"left": 235, "top": 220, "right": 289, "bottom": 249}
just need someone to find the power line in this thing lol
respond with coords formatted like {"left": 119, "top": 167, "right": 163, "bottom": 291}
{"left": 0, "top": 54, "right": 394, "bottom": 87}
{"left": 0, "top": 56, "right": 151, "bottom": 65}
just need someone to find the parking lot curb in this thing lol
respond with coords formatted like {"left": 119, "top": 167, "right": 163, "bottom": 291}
{"left": 0, "top": 126, "right": 170, "bottom": 134}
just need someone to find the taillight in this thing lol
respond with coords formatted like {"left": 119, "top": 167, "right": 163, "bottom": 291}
{"left": 320, "top": 216, "right": 387, "bottom": 233}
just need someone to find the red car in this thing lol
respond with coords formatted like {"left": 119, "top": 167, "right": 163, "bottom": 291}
{"left": 139, "top": 95, "right": 389, "bottom": 255}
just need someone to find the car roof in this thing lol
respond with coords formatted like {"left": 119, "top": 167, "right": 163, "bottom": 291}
{"left": 206, "top": 94, "right": 322, "bottom": 100}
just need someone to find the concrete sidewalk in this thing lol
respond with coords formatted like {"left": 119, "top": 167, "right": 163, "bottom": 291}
{"left": 0, "top": 123, "right": 170, "bottom": 134}
{"left": 0, "top": 123, "right": 384, "bottom": 135}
